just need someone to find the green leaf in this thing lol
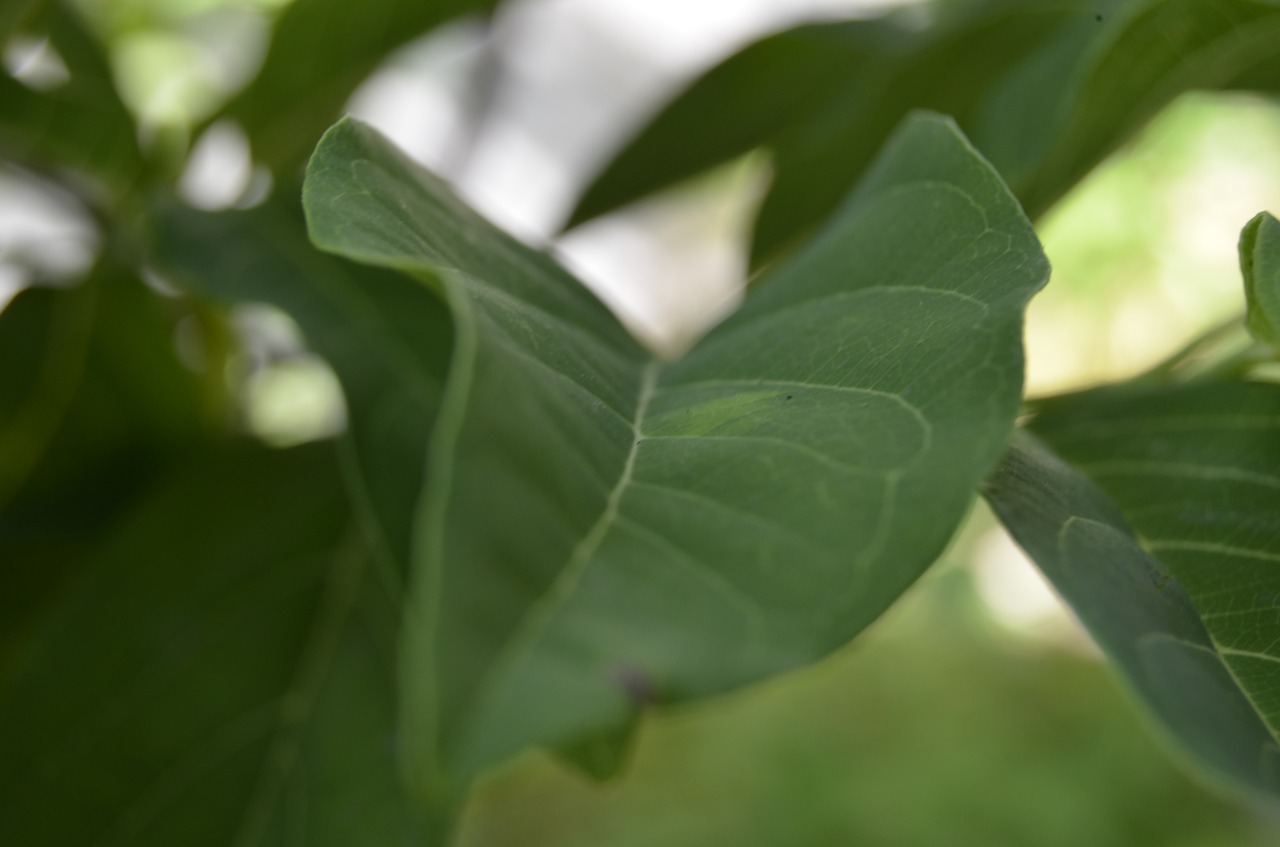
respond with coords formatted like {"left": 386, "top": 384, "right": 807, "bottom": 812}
{"left": 302, "top": 112, "right": 1049, "bottom": 789}
{"left": 1027, "top": 381, "right": 1280, "bottom": 739}
{"left": 151, "top": 197, "right": 453, "bottom": 583}
{"left": 0, "top": 1, "right": 144, "bottom": 197}
{"left": 984, "top": 431, "right": 1280, "bottom": 803}
{"left": 564, "top": 19, "right": 888, "bottom": 231}
{"left": 1242, "top": 211, "right": 1280, "bottom": 347}
{"left": 0, "top": 267, "right": 226, "bottom": 672}
{"left": 0, "top": 444, "right": 431, "bottom": 846}
{"left": 572, "top": 0, "right": 1280, "bottom": 267}
{"left": 219, "top": 0, "right": 499, "bottom": 176}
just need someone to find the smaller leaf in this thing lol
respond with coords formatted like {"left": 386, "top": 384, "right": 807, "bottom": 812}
{"left": 1028, "top": 380, "right": 1280, "bottom": 745}
{"left": 985, "top": 432, "right": 1280, "bottom": 803}
{"left": 1242, "top": 210, "right": 1280, "bottom": 347}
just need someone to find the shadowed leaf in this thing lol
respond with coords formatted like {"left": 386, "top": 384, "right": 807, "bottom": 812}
{"left": 0, "top": 445, "right": 432, "bottom": 846}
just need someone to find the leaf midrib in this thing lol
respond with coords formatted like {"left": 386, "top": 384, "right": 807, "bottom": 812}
{"left": 462, "top": 359, "right": 662, "bottom": 726}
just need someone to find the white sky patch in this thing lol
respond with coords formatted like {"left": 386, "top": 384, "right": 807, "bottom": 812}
{"left": 348, "top": 0, "right": 922, "bottom": 350}
{"left": 972, "top": 525, "right": 1096, "bottom": 654}
{"left": 179, "top": 121, "right": 253, "bottom": 210}
{"left": 0, "top": 168, "right": 98, "bottom": 289}
{"left": 346, "top": 19, "right": 490, "bottom": 175}
{"left": 0, "top": 263, "right": 29, "bottom": 314}
{"left": 4, "top": 35, "right": 70, "bottom": 90}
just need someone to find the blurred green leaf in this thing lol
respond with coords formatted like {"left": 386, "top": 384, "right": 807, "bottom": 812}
{"left": 0, "top": 444, "right": 430, "bottom": 846}
{"left": 0, "top": 0, "right": 143, "bottom": 198}
{"left": 0, "top": 266, "right": 227, "bottom": 669}
{"left": 1242, "top": 211, "right": 1280, "bottom": 347}
{"left": 564, "top": 19, "right": 889, "bottom": 233}
{"left": 572, "top": 0, "right": 1280, "bottom": 267}
{"left": 151, "top": 197, "right": 452, "bottom": 580}
{"left": 220, "top": 0, "right": 499, "bottom": 177}
{"left": 303, "top": 113, "right": 1047, "bottom": 792}
{"left": 985, "top": 430, "right": 1280, "bottom": 803}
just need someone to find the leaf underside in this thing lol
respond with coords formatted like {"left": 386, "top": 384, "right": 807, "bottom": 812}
{"left": 1032, "top": 382, "right": 1280, "bottom": 738}
{"left": 301, "top": 112, "right": 1049, "bottom": 786}
{"left": 993, "top": 381, "right": 1280, "bottom": 808}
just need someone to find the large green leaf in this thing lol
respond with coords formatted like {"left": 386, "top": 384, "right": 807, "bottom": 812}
{"left": 0, "top": 0, "right": 144, "bottom": 197}
{"left": 984, "top": 431, "right": 1280, "bottom": 803}
{"left": 1025, "top": 380, "right": 1280, "bottom": 744}
{"left": 219, "top": 0, "right": 499, "bottom": 176}
{"left": 302, "top": 112, "right": 1048, "bottom": 793}
{"left": 0, "top": 444, "right": 429, "bottom": 846}
{"left": 571, "top": 0, "right": 1280, "bottom": 266}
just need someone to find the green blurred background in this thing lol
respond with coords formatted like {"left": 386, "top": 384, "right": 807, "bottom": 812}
{"left": 7, "top": 0, "right": 1280, "bottom": 843}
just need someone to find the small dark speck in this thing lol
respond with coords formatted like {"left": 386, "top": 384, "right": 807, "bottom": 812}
{"left": 1095, "top": 13, "right": 1103, "bottom": 21}
{"left": 785, "top": 395, "right": 793, "bottom": 400}
{"left": 612, "top": 664, "right": 655, "bottom": 705}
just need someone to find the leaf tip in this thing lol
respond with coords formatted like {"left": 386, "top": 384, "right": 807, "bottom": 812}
{"left": 1241, "top": 210, "right": 1280, "bottom": 347}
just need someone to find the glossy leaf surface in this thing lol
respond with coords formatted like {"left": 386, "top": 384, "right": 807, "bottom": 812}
{"left": 302, "top": 113, "right": 1049, "bottom": 787}
{"left": 985, "top": 431, "right": 1280, "bottom": 802}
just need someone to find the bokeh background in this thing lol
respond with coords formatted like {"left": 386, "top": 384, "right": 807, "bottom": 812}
{"left": 5, "top": 0, "right": 1280, "bottom": 843}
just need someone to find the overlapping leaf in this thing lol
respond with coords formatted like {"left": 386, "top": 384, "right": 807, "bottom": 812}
{"left": 572, "top": 0, "right": 1280, "bottom": 266}
{"left": 985, "top": 431, "right": 1280, "bottom": 802}
{"left": 0, "top": 445, "right": 428, "bottom": 846}
{"left": 1026, "top": 380, "right": 1280, "bottom": 743}
{"left": 301, "top": 112, "right": 1049, "bottom": 792}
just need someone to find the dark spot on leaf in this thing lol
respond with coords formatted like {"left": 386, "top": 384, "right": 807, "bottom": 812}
{"left": 785, "top": 395, "right": 793, "bottom": 400}
{"left": 612, "top": 663, "right": 655, "bottom": 705}
{"left": 1095, "top": 13, "right": 1102, "bottom": 21}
